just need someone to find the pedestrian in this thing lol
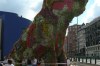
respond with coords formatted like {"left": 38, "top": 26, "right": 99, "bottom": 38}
{"left": 7, "top": 56, "right": 15, "bottom": 65}
{"left": 37, "top": 59, "right": 41, "bottom": 66}
{"left": 32, "top": 57, "right": 37, "bottom": 66}
{"left": 67, "top": 58, "right": 70, "bottom": 66}
{"left": 0, "top": 63, "right": 3, "bottom": 66}
{"left": 22, "top": 59, "right": 26, "bottom": 66}
{"left": 27, "top": 59, "right": 32, "bottom": 66}
{"left": 4, "top": 59, "right": 14, "bottom": 66}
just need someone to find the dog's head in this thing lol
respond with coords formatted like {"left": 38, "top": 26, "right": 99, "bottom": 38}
{"left": 43, "top": 0, "right": 88, "bottom": 16}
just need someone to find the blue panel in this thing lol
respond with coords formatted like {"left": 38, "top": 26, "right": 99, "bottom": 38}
{"left": 0, "top": 11, "right": 32, "bottom": 57}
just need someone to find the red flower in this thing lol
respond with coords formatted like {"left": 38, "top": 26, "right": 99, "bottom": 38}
{"left": 26, "top": 24, "right": 36, "bottom": 48}
{"left": 55, "top": 33, "right": 59, "bottom": 49}
{"left": 52, "top": 0, "right": 74, "bottom": 11}
{"left": 35, "top": 45, "right": 46, "bottom": 58}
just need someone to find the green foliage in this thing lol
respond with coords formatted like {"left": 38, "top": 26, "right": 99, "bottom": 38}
{"left": 23, "top": 48, "right": 33, "bottom": 59}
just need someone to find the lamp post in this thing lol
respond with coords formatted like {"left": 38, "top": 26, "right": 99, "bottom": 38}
{"left": 77, "top": 16, "right": 79, "bottom": 56}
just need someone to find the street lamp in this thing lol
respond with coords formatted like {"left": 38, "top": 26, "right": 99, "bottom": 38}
{"left": 77, "top": 16, "right": 79, "bottom": 56}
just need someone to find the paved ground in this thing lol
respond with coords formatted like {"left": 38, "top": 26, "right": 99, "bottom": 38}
{"left": 71, "top": 61, "right": 100, "bottom": 66}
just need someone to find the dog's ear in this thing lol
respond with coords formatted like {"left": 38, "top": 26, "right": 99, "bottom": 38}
{"left": 72, "top": 0, "right": 88, "bottom": 16}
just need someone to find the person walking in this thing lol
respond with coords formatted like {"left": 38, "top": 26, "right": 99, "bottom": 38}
{"left": 4, "top": 59, "right": 14, "bottom": 66}
{"left": 37, "top": 59, "right": 41, "bottom": 66}
{"left": 32, "top": 57, "right": 37, "bottom": 66}
{"left": 0, "top": 63, "right": 3, "bottom": 66}
{"left": 22, "top": 59, "right": 26, "bottom": 66}
{"left": 67, "top": 58, "right": 70, "bottom": 66}
{"left": 27, "top": 59, "right": 32, "bottom": 66}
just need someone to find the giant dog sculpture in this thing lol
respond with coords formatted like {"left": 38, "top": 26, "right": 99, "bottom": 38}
{"left": 10, "top": 0, "right": 88, "bottom": 66}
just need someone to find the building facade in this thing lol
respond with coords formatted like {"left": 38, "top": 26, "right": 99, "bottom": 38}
{"left": 85, "top": 17, "right": 100, "bottom": 57}
{"left": 67, "top": 24, "right": 81, "bottom": 57}
{"left": 0, "top": 18, "right": 2, "bottom": 49}
{"left": 0, "top": 18, "right": 2, "bottom": 60}
{"left": 77, "top": 23, "right": 86, "bottom": 56}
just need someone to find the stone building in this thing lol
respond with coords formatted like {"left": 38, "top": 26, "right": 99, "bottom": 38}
{"left": 77, "top": 23, "right": 86, "bottom": 56}
{"left": 66, "top": 24, "right": 81, "bottom": 57}
{"left": 85, "top": 17, "right": 100, "bottom": 57}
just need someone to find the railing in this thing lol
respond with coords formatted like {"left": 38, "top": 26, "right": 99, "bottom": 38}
{"left": 1, "top": 63, "right": 68, "bottom": 66}
{"left": 70, "top": 56, "right": 100, "bottom": 65}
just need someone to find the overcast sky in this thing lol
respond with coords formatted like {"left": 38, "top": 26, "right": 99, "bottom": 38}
{"left": 0, "top": 0, "right": 100, "bottom": 25}
{"left": 0, "top": 0, "right": 43, "bottom": 21}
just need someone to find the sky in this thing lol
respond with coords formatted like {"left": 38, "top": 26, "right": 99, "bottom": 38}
{"left": 0, "top": 0, "right": 100, "bottom": 26}
{"left": 0, "top": 0, "right": 43, "bottom": 20}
